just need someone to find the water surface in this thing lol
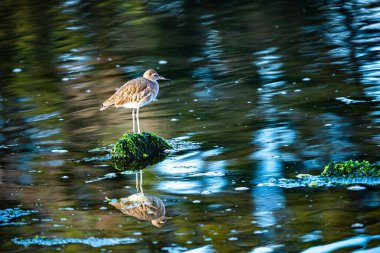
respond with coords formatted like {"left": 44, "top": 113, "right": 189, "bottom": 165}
{"left": 1, "top": 0, "right": 380, "bottom": 252}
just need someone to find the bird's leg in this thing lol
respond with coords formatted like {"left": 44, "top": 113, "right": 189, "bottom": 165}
{"left": 132, "top": 109, "right": 136, "bottom": 133}
{"left": 136, "top": 107, "right": 141, "bottom": 133}
{"left": 140, "top": 169, "right": 143, "bottom": 194}
{"left": 135, "top": 172, "right": 139, "bottom": 192}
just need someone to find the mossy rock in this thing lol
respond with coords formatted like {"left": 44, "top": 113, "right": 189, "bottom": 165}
{"left": 321, "top": 160, "right": 380, "bottom": 178}
{"left": 111, "top": 132, "right": 171, "bottom": 171}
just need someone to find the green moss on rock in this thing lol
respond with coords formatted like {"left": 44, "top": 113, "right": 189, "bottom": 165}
{"left": 111, "top": 132, "right": 171, "bottom": 171}
{"left": 321, "top": 160, "right": 380, "bottom": 178}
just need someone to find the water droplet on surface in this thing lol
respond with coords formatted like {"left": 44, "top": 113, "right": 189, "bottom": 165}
{"left": 234, "top": 187, "right": 249, "bottom": 191}
{"left": 250, "top": 247, "right": 274, "bottom": 253}
{"left": 347, "top": 186, "right": 366, "bottom": 191}
{"left": 352, "top": 223, "right": 364, "bottom": 228}
{"left": 13, "top": 68, "right": 22, "bottom": 73}
{"left": 51, "top": 149, "right": 68, "bottom": 153}
{"left": 253, "top": 229, "right": 269, "bottom": 234}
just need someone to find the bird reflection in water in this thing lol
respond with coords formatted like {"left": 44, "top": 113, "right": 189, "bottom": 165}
{"left": 107, "top": 170, "right": 170, "bottom": 228}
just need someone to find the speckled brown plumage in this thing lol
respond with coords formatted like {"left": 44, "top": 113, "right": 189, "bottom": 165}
{"left": 100, "top": 77, "right": 158, "bottom": 110}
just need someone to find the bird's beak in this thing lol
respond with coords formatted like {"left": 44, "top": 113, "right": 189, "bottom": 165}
{"left": 159, "top": 76, "right": 170, "bottom": 81}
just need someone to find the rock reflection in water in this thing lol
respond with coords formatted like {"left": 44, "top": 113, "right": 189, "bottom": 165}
{"left": 108, "top": 170, "right": 170, "bottom": 228}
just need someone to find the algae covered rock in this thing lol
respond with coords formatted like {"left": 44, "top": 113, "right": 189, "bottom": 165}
{"left": 111, "top": 132, "right": 171, "bottom": 171}
{"left": 321, "top": 160, "right": 380, "bottom": 178}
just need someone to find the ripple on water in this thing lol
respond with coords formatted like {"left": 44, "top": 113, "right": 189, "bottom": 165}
{"left": 301, "top": 235, "right": 380, "bottom": 253}
{"left": 85, "top": 170, "right": 135, "bottom": 183}
{"left": 12, "top": 236, "right": 138, "bottom": 247}
{"left": 336, "top": 97, "right": 367, "bottom": 104}
{"left": 25, "top": 112, "right": 60, "bottom": 123}
{"left": 77, "top": 154, "right": 112, "bottom": 163}
{"left": 167, "top": 137, "right": 201, "bottom": 152}
{"left": 300, "top": 230, "right": 323, "bottom": 243}
{"left": 188, "top": 171, "right": 225, "bottom": 177}
{"left": 85, "top": 173, "right": 117, "bottom": 183}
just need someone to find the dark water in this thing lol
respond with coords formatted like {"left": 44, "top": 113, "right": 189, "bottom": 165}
{"left": 1, "top": 0, "right": 380, "bottom": 252}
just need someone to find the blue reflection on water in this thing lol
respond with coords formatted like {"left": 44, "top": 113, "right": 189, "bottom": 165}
{"left": 155, "top": 148, "right": 226, "bottom": 194}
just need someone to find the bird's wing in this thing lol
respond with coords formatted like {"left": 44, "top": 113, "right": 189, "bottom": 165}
{"left": 100, "top": 78, "right": 151, "bottom": 109}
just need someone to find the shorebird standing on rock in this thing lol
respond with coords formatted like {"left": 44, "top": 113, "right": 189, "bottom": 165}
{"left": 100, "top": 69, "right": 169, "bottom": 133}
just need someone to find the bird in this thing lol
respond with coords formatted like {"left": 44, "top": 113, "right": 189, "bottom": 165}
{"left": 100, "top": 69, "right": 169, "bottom": 133}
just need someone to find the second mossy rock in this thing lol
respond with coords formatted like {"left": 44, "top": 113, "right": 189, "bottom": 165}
{"left": 111, "top": 132, "right": 171, "bottom": 162}
{"left": 321, "top": 160, "right": 380, "bottom": 178}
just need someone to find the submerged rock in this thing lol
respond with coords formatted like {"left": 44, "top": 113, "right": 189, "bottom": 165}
{"left": 258, "top": 174, "right": 380, "bottom": 188}
{"left": 111, "top": 132, "right": 171, "bottom": 170}
{"left": 322, "top": 160, "right": 380, "bottom": 178}
{"left": 258, "top": 160, "right": 380, "bottom": 189}
{"left": 0, "top": 208, "right": 37, "bottom": 226}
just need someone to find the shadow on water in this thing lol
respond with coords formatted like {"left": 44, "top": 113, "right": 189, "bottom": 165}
{"left": 112, "top": 150, "right": 168, "bottom": 171}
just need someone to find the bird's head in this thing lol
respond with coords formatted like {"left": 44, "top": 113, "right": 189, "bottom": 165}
{"left": 143, "top": 69, "right": 169, "bottom": 82}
